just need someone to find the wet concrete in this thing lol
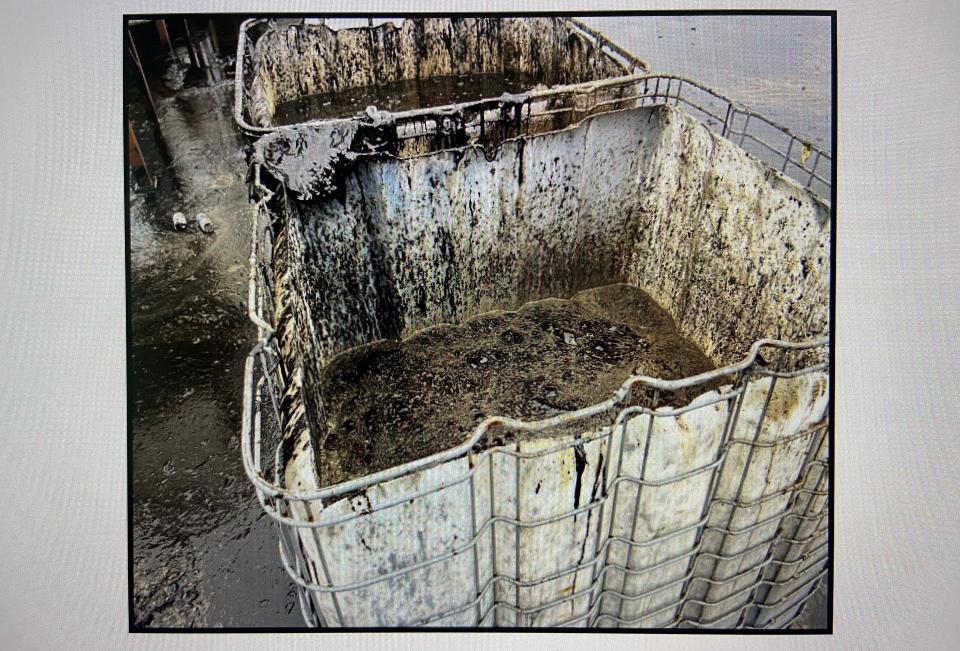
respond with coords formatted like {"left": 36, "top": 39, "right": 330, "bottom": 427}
{"left": 127, "top": 52, "right": 301, "bottom": 626}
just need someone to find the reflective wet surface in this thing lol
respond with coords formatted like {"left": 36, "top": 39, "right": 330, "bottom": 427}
{"left": 128, "top": 45, "right": 302, "bottom": 626}
{"left": 582, "top": 15, "right": 832, "bottom": 152}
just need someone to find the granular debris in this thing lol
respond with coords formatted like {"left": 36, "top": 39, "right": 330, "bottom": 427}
{"left": 315, "top": 283, "right": 720, "bottom": 485}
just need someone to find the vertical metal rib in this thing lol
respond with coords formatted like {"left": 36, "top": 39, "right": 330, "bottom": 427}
{"left": 806, "top": 150, "right": 822, "bottom": 188}
{"left": 585, "top": 402, "right": 630, "bottom": 626}
{"left": 488, "top": 441, "right": 499, "bottom": 627}
{"left": 699, "top": 350, "right": 784, "bottom": 627}
{"left": 781, "top": 137, "right": 795, "bottom": 172}
{"left": 674, "top": 372, "right": 747, "bottom": 624}
{"left": 739, "top": 422, "right": 826, "bottom": 627}
{"left": 753, "top": 434, "right": 829, "bottom": 628}
{"left": 746, "top": 422, "right": 827, "bottom": 623}
{"left": 614, "top": 389, "right": 659, "bottom": 626}
{"left": 739, "top": 113, "right": 751, "bottom": 147}
{"left": 310, "top": 520, "right": 346, "bottom": 626}
{"left": 467, "top": 450, "right": 482, "bottom": 625}
{"left": 514, "top": 435, "right": 523, "bottom": 626}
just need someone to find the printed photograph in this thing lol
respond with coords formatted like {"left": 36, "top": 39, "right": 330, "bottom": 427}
{"left": 126, "top": 13, "right": 833, "bottom": 630}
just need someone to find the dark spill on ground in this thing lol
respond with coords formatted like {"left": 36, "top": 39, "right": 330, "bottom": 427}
{"left": 317, "top": 284, "right": 721, "bottom": 486}
{"left": 128, "top": 56, "right": 301, "bottom": 627}
{"left": 272, "top": 71, "right": 539, "bottom": 124}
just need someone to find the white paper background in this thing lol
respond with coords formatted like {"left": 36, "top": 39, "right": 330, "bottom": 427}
{"left": 1, "top": 0, "right": 958, "bottom": 648}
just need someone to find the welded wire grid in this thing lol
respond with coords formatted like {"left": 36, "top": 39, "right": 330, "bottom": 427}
{"left": 374, "top": 75, "right": 831, "bottom": 207}
{"left": 242, "top": 201, "right": 830, "bottom": 627}
{"left": 631, "top": 75, "right": 832, "bottom": 206}
{"left": 243, "top": 324, "right": 829, "bottom": 628}
{"left": 232, "top": 17, "right": 647, "bottom": 135}
{"left": 233, "top": 19, "right": 830, "bottom": 206}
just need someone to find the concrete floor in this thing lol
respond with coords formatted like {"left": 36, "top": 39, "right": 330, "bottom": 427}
{"left": 793, "top": 579, "right": 829, "bottom": 630}
{"left": 128, "top": 57, "right": 302, "bottom": 627}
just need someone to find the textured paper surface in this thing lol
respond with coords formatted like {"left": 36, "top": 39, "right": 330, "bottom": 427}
{"left": 1, "top": 0, "right": 959, "bottom": 648}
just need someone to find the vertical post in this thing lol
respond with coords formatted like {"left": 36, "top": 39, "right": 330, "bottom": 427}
{"left": 127, "top": 27, "right": 159, "bottom": 125}
{"left": 586, "top": 400, "right": 633, "bottom": 627}
{"left": 207, "top": 18, "right": 221, "bottom": 57}
{"left": 806, "top": 151, "right": 821, "bottom": 188}
{"left": 514, "top": 434, "right": 523, "bottom": 626}
{"left": 467, "top": 450, "right": 483, "bottom": 626}
{"left": 615, "top": 390, "right": 659, "bottom": 627}
{"left": 673, "top": 373, "right": 746, "bottom": 625}
{"left": 739, "top": 423, "right": 827, "bottom": 627}
{"left": 721, "top": 104, "right": 732, "bottom": 138}
{"left": 698, "top": 349, "right": 785, "bottom": 627}
{"left": 488, "top": 428, "right": 499, "bottom": 626}
{"left": 127, "top": 121, "right": 153, "bottom": 189}
{"left": 183, "top": 18, "right": 201, "bottom": 68}
{"left": 155, "top": 19, "right": 175, "bottom": 59}
{"left": 739, "top": 113, "right": 751, "bottom": 147}
{"left": 781, "top": 137, "right": 794, "bottom": 173}
{"left": 310, "top": 524, "right": 347, "bottom": 626}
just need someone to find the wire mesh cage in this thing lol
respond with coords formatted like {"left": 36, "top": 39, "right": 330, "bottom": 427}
{"left": 237, "top": 16, "right": 831, "bottom": 629}
{"left": 244, "top": 337, "right": 828, "bottom": 627}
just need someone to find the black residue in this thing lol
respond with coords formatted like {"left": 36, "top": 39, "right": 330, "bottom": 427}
{"left": 570, "top": 450, "right": 605, "bottom": 603}
{"left": 573, "top": 443, "right": 587, "bottom": 509}
{"left": 500, "top": 329, "right": 524, "bottom": 344}
{"left": 360, "top": 491, "right": 373, "bottom": 514}
{"left": 591, "top": 452, "right": 605, "bottom": 503}
{"left": 516, "top": 138, "right": 526, "bottom": 188}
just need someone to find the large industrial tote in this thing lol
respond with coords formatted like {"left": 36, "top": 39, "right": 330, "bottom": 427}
{"left": 237, "top": 16, "right": 831, "bottom": 628}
